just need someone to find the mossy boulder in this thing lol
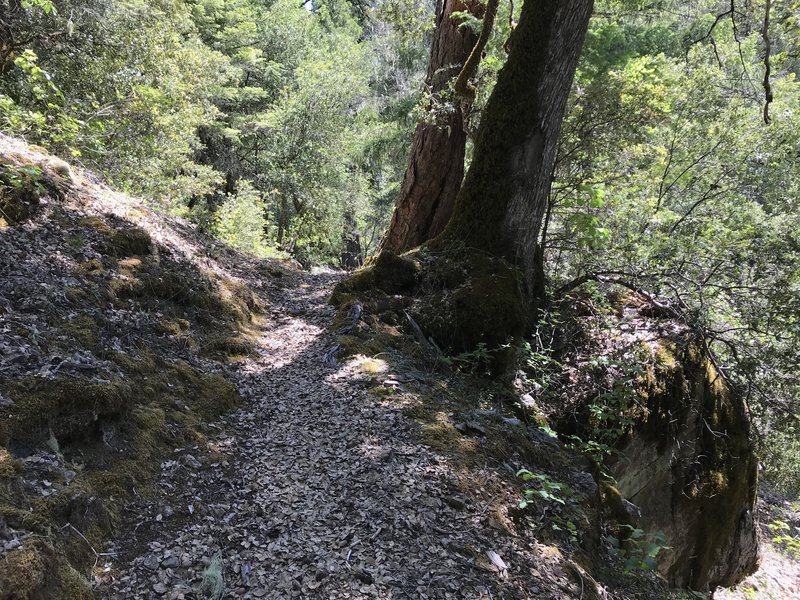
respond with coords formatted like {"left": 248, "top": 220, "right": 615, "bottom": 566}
{"left": 0, "top": 350, "right": 244, "bottom": 598}
{"left": 107, "top": 255, "right": 261, "bottom": 332}
{"left": 608, "top": 339, "right": 758, "bottom": 591}
{"left": 0, "top": 539, "right": 93, "bottom": 600}
{"left": 0, "top": 186, "right": 40, "bottom": 225}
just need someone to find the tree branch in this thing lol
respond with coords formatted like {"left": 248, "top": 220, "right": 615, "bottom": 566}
{"left": 761, "top": 0, "right": 773, "bottom": 124}
{"left": 453, "top": 0, "right": 499, "bottom": 106}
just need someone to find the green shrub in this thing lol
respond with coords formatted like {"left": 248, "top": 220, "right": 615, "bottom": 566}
{"left": 212, "top": 182, "right": 284, "bottom": 258}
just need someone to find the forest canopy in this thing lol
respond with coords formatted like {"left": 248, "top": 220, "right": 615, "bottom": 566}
{"left": 2, "top": 0, "right": 800, "bottom": 495}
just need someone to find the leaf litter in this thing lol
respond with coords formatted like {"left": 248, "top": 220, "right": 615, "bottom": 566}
{"left": 95, "top": 269, "right": 588, "bottom": 600}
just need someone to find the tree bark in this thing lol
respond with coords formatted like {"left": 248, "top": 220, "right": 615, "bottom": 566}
{"left": 333, "top": 0, "right": 593, "bottom": 359}
{"left": 435, "top": 0, "right": 594, "bottom": 307}
{"left": 378, "top": 0, "right": 483, "bottom": 254}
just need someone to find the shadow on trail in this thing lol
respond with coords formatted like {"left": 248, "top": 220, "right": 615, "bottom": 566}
{"left": 101, "top": 273, "right": 572, "bottom": 600}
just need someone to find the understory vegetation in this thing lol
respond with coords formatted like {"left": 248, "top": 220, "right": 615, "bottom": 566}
{"left": 2, "top": 0, "right": 430, "bottom": 262}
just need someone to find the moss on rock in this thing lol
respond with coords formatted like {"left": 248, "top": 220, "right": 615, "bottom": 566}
{"left": 56, "top": 314, "right": 101, "bottom": 352}
{"left": 330, "top": 249, "right": 529, "bottom": 372}
{"left": 0, "top": 542, "right": 47, "bottom": 600}
{"left": 0, "top": 377, "right": 129, "bottom": 448}
{"left": 201, "top": 334, "right": 255, "bottom": 358}
{"left": 0, "top": 540, "right": 93, "bottom": 600}
{"left": 609, "top": 339, "right": 758, "bottom": 590}
{"left": 0, "top": 448, "right": 23, "bottom": 479}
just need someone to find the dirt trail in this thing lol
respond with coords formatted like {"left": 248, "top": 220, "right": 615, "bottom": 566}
{"left": 97, "top": 271, "right": 572, "bottom": 600}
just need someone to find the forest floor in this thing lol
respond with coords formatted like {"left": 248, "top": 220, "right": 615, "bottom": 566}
{"left": 1, "top": 135, "right": 797, "bottom": 600}
{"left": 715, "top": 489, "right": 800, "bottom": 600}
{"left": 94, "top": 268, "right": 597, "bottom": 600}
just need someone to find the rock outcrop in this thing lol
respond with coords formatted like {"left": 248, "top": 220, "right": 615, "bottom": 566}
{"left": 610, "top": 339, "right": 759, "bottom": 590}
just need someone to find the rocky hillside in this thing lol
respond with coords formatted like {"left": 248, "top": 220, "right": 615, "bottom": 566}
{"left": 0, "top": 134, "right": 285, "bottom": 598}
{"left": 0, "top": 135, "right": 770, "bottom": 599}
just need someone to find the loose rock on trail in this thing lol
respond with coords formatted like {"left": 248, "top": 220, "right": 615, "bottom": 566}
{"left": 96, "top": 271, "right": 579, "bottom": 600}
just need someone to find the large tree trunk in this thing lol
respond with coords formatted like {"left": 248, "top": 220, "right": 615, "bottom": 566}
{"left": 435, "top": 0, "right": 594, "bottom": 307}
{"left": 333, "top": 0, "right": 593, "bottom": 359}
{"left": 378, "top": 0, "right": 482, "bottom": 254}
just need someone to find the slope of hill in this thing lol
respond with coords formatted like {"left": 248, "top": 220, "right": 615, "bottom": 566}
{"left": 0, "top": 134, "right": 283, "bottom": 598}
{"left": 0, "top": 135, "right": 787, "bottom": 600}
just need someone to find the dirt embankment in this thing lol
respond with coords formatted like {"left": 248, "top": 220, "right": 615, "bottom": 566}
{"left": 0, "top": 134, "right": 289, "bottom": 598}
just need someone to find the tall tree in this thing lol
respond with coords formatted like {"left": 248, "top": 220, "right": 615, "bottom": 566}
{"left": 335, "top": 0, "right": 594, "bottom": 356}
{"left": 378, "top": 0, "right": 483, "bottom": 254}
{"left": 434, "top": 0, "right": 594, "bottom": 308}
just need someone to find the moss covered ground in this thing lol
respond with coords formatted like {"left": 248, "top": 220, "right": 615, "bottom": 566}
{"left": 0, "top": 136, "right": 280, "bottom": 598}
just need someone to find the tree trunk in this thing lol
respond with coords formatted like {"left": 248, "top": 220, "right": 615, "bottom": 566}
{"left": 378, "top": 0, "right": 483, "bottom": 254}
{"left": 435, "top": 0, "right": 594, "bottom": 307}
{"left": 276, "top": 197, "right": 288, "bottom": 246}
{"left": 333, "top": 0, "right": 593, "bottom": 360}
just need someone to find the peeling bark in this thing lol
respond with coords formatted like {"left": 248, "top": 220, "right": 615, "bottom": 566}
{"left": 378, "top": 0, "right": 483, "bottom": 254}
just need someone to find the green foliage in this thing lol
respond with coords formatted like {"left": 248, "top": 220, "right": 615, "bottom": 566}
{"left": 443, "top": 342, "right": 495, "bottom": 374}
{"left": 0, "top": 50, "right": 80, "bottom": 153}
{"left": 188, "top": 0, "right": 429, "bottom": 262}
{"left": 586, "top": 357, "right": 645, "bottom": 444}
{"left": 517, "top": 469, "right": 571, "bottom": 508}
{"left": 607, "top": 525, "right": 671, "bottom": 572}
{"left": 545, "top": 1, "right": 800, "bottom": 496}
{"left": 767, "top": 519, "right": 800, "bottom": 557}
{"left": 22, "top": 0, "right": 56, "bottom": 13}
{"left": 0, "top": 163, "right": 45, "bottom": 197}
{"left": 760, "top": 424, "right": 800, "bottom": 496}
{"left": 566, "top": 435, "right": 617, "bottom": 465}
{"left": 1, "top": 0, "right": 230, "bottom": 199}
{"left": 517, "top": 307, "right": 565, "bottom": 399}
{"left": 517, "top": 469, "right": 581, "bottom": 545}
{"left": 0, "top": 0, "right": 428, "bottom": 264}
{"left": 450, "top": 10, "right": 483, "bottom": 35}
{"left": 562, "top": 184, "right": 608, "bottom": 248}
{"left": 211, "top": 181, "right": 285, "bottom": 259}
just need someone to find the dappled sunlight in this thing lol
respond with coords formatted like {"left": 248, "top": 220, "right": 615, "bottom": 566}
{"left": 3, "top": 0, "right": 799, "bottom": 595}
{"left": 249, "top": 318, "right": 326, "bottom": 369}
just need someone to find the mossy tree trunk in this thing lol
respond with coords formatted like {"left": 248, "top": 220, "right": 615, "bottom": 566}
{"left": 434, "top": 0, "right": 594, "bottom": 308}
{"left": 336, "top": 0, "right": 593, "bottom": 358}
{"left": 378, "top": 0, "right": 483, "bottom": 254}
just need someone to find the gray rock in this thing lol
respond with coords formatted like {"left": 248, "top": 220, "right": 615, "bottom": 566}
{"left": 180, "top": 454, "right": 202, "bottom": 470}
{"left": 152, "top": 582, "right": 169, "bottom": 595}
{"left": 527, "top": 426, "right": 560, "bottom": 450}
{"left": 143, "top": 555, "right": 160, "bottom": 571}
